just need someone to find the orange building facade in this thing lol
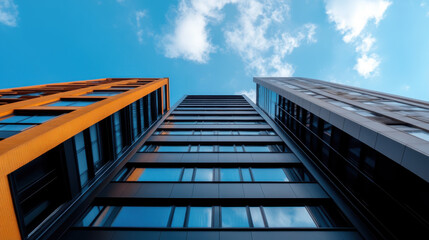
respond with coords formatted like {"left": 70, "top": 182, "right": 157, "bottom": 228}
{"left": 0, "top": 78, "right": 169, "bottom": 239}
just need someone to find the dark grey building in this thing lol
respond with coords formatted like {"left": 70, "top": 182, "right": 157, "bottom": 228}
{"left": 59, "top": 94, "right": 369, "bottom": 240}
{"left": 255, "top": 77, "right": 429, "bottom": 239}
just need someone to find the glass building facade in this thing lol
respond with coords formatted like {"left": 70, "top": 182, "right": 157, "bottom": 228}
{"left": 255, "top": 77, "right": 429, "bottom": 239}
{"left": 59, "top": 94, "right": 364, "bottom": 240}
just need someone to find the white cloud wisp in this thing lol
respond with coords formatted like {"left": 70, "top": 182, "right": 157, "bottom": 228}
{"left": 325, "top": 0, "right": 391, "bottom": 78}
{"left": 225, "top": 1, "right": 317, "bottom": 77}
{"left": 163, "top": 0, "right": 239, "bottom": 63}
{"left": 163, "top": 0, "right": 317, "bottom": 75}
{"left": 235, "top": 89, "right": 256, "bottom": 102}
{"left": 0, "top": 0, "right": 18, "bottom": 27}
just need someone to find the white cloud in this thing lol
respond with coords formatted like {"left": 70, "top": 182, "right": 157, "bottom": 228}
{"left": 135, "top": 11, "right": 146, "bottom": 44}
{"left": 325, "top": 0, "right": 391, "bottom": 78}
{"left": 225, "top": 0, "right": 316, "bottom": 76}
{"left": 163, "top": 0, "right": 238, "bottom": 63}
{"left": 325, "top": 0, "right": 391, "bottom": 43}
{"left": 355, "top": 34, "right": 375, "bottom": 53}
{"left": 354, "top": 54, "right": 380, "bottom": 78}
{"left": 163, "top": 0, "right": 316, "bottom": 71}
{"left": 0, "top": 0, "right": 18, "bottom": 27}
{"left": 235, "top": 89, "right": 256, "bottom": 102}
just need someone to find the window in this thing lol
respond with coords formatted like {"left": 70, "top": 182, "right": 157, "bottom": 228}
{"left": 171, "top": 207, "right": 187, "bottom": 227}
{"left": 252, "top": 168, "right": 288, "bottom": 182}
{"left": 47, "top": 100, "right": 98, "bottom": 107}
{"left": 194, "top": 168, "right": 213, "bottom": 181}
{"left": 139, "top": 144, "right": 288, "bottom": 153}
{"left": 121, "top": 167, "right": 311, "bottom": 182}
{"left": 83, "top": 91, "right": 124, "bottom": 96}
{"left": 263, "top": 207, "right": 316, "bottom": 228}
{"left": 188, "top": 207, "right": 212, "bottom": 227}
{"left": 163, "top": 121, "right": 266, "bottom": 125}
{"left": 0, "top": 114, "right": 60, "bottom": 139}
{"left": 9, "top": 146, "right": 69, "bottom": 235}
{"left": 128, "top": 168, "right": 182, "bottom": 181}
{"left": 111, "top": 206, "right": 171, "bottom": 227}
{"left": 153, "top": 130, "right": 275, "bottom": 136}
{"left": 75, "top": 132, "right": 89, "bottom": 187}
{"left": 221, "top": 207, "right": 249, "bottom": 227}
{"left": 89, "top": 125, "right": 102, "bottom": 171}
{"left": 81, "top": 205, "right": 337, "bottom": 229}
{"left": 220, "top": 168, "right": 240, "bottom": 181}
{"left": 112, "top": 112, "right": 123, "bottom": 155}
{"left": 249, "top": 207, "right": 265, "bottom": 227}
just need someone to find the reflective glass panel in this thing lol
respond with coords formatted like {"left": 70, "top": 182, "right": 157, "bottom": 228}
{"left": 0, "top": 115, "right": 28, "bottom": 123}
{"left": 220, "top": 168, "right": 240, "bottom": 181}
{"left": 138, "top": 168, "right": 182, "bottom": 181}
{"left": 199, "top": 145, "right": 214, "bottom": 152}
{"left": 194, "top": 168, "right": 213, "bottom": 181}
{"left": 219, "top": 146, "right": 235, "bottom": 152}
{"left": 244, "top": 146, "right": 271, "bottom": 152}
{"left": 241, "top": 168, "right": 252, "bottom": 181}
{"left": 171, "top": 207, "right": 187, "bottom": 227}
{"left": 181, "top": 168, "right": 194, "bottom": 181}
{"left": 249, "top": 207, "right": 265, "bottom": 227}
{"left": 0, "top": 124, "right": 33, "bottom": 131}
{"left": 221, "top": 207, "right": 249, "bottom": 227}
{"left": 188, "top": 207, "right": 212, "bottom": 227}
{"left": 21, "top": 115, "right": 57, "bottom": 124}
{"left": 252, "top": 168, "right": 288, "bottom": 182}
{"left": 111, "top": 206, "right": 172, "bottom": 227}
{"left": 157, "top": 145, "right": 189, "bottom": 152}
{"left": 263, "top": 207, "right": 316, "bottom": 228}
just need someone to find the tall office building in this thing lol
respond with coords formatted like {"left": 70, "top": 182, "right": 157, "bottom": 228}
{"left": 59, "top": 95, "right": 364, "bottom": 240}
{"left": 255, "top": 77, "right": 429, "bottom": 239}
{"left": 0, "top": 78, "right": 169, "bottom": 240}
{"left": 2, "top": 76, "right": 428, "bottom": 240}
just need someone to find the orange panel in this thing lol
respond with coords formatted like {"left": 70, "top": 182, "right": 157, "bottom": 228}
{"left": 0, "top": 77, "right": 170, "bottom": 239}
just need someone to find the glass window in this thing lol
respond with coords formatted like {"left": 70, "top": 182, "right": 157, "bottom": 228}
{"left": 113, "top": 112, "right": 123, "bottom": 155}
{"left": 194, "top": 168, "right": 213, "bottom": 181}
{"left": 221, "top": 207, "right": 249, "bottom": 228}
{"left": 252, "top": 168, "right": 288, "bottom": 182}
{"left": 241, "top": 168, "right": 252, "bottom": 181}
{"left": 0, "top": 115, "right": 58, "bottom": 124}
{"left": 84, "top": 91, "right": 123, "bottom": 96}
{"left": 157, "top": 145, "right": 189, "bottom": 152}
{"left": 249, "top": 207, "right": 265, "bottom": 227}
{"left": 263, "top": 207, "right": 316, "bottom": 228}
{"left": 47, "top": 100, "right": 96, "bottom": 107}
{"left": 220, "top": 168, "right": 240, "bottom": 181}
{"left": 0, "top": 124, "right": 33, "bottom": 131}
{"left": 89, "top": 125, "right": 102, "bottom": 171}
{"left": 188, "top": 207, "right": 212, "bottom": 227}
{"left": 75, "top": 132, "right": 89, "bottom": 187}
{"left": 181, "top": 168, "right": 194, "bottom": 181}
{"left": 245, "top": 145, "right": 272, "bottom": 152}
{"left": 171, "top": 207, "right": 187, "bottom": 227}
{"left": 219, "top": 145, "right": 235, "bottom": 152}
{"left": 189, "top": 146, "right": 198, "bottom": 152}
{"left": 218, "top": 130, "right": 232, "bottom": 135}
{"left": 0, "top": 115, "right": 28, "bottom": 123}
{"left": 111, "top": 206, "right": 171, "bottom": 227}
{"left": 199, "top": 145, "right": 214, "bottom": 152}
{"left": 235, "top": 145, "right": 244, "bottom": 152}
{"left": 201, "top": 131, "right": 215, "bottom": 135}
{"left": 136, "top": 168, "right": 182, "bottom": 181}
{"left": 81, "top": 206, "right": 103, "bottom": 227}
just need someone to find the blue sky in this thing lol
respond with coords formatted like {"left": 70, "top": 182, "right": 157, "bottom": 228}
{"left": 0, "top": 0, "right": 428, "bottom": 105}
